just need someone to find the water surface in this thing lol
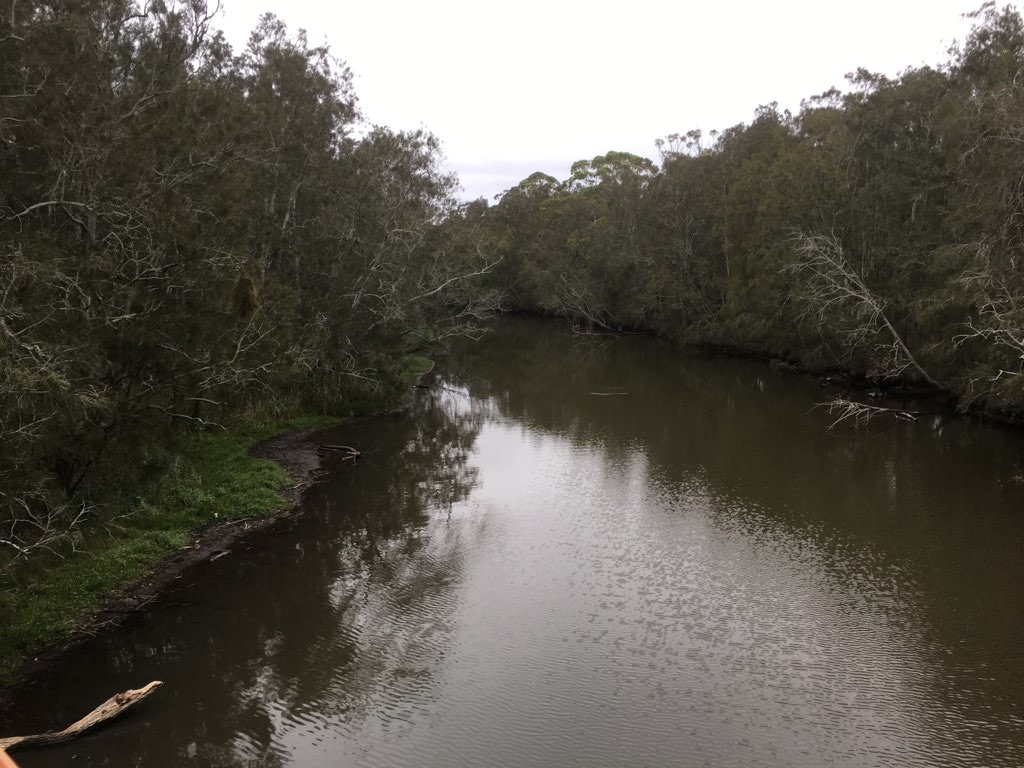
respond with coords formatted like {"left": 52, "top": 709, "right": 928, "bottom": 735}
{"left": 7, "top": 317, "right": 1024, "bottom": 767}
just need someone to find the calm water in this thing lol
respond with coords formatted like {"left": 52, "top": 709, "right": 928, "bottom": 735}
{"left": 6, "top": 317, "right": 1024, "bottom": 767}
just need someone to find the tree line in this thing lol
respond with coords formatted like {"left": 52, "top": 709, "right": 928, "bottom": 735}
{"left": 4, "top": 1, "right": 1024, "bottom": 570}
{"left": 0, "top": 0, "right": 496, "bottom": 567}
{"left": 474, "top": 3, "right": 1024, "bottom": 414}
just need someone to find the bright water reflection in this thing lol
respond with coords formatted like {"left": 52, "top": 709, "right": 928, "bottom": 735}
{"left": 7, "top": 317, "right": 1024, "bottom": 767}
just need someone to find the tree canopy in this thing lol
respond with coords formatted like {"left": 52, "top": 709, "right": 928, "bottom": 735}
{"left": 474, "top": 2, "right": 1024, "bottom": 413}
{"left": 0, "top": 0, "right": 495, "bottom": 567}
{"left": 5, "top": 1, "right": 1024, "bottom": 570}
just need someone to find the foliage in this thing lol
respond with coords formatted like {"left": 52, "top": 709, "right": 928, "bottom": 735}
{"left": 0, "top": 2, "right": 496, "bottom": 570}
{"left": 475, "top": 3, "right": 1024, "bottom": 414}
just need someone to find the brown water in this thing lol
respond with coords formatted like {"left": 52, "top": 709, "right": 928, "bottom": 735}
{"left": 6, "top": 317, "right": 1024, "bottom": 767}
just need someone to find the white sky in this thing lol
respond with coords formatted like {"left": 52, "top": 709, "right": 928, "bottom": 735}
{"left": 215, "top": 0, "right": 1000, "bottom": 201}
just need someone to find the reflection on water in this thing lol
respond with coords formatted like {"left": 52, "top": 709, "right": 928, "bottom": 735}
{"left": 7, "top": 316, "right": 1024, "bottom": 767}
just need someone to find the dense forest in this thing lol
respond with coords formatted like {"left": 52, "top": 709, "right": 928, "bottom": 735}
{"left": 3, "top": 0, "right": 1024, "bottom": 575}
{"left": 473, "top": 3, "right": 1024, "bottom": 411}
{"left": 0, "top": 0, "right": 496, "bottom": 569}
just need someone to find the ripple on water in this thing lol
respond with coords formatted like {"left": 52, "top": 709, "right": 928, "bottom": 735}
{"left": 223, "top": 426, "right": 975, "bottom": 766}
{"left": 6, "top": 319, "right": 1024, "bottom": 768}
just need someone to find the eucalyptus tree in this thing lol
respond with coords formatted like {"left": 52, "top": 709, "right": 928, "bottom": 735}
{"left": 0, "top": 1, "right": 500, "bottom": 568}
{"left": 945, "top": 2, "right": 1024, "bottom": 407}
{"left": 469, "top": 3, "right": 1024, "bottom": 415}
{"left": 554, "top": 152, "right": 658, "bottom": 330}
{"left": 0, "top": 0, "right": 232, "bottom": 562}
{"left": 785, "top": 233, "right": 941, "bottom": 385}
{"left": 486, "top": 172, "right": 563, "bottom": 312}
{"left": 641, "top": 143, "right": 728, "bottom": 340}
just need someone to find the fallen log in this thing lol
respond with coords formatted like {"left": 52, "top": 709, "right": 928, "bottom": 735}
{"left": 319, "top": 444, "right": 360, "bottom": 455}
{"left": 0, "top": 680, "right": 162, "bottom": 752}
{"left": 318, "top": 444, "right": 360, "bottom": 463}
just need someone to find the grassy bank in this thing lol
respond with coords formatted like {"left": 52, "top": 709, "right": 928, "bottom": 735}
{"left": 0, "top": 354, "right": 435, "bottom": 686}
{"left": 0, "top": 415, "right": 339, "bottom": 686}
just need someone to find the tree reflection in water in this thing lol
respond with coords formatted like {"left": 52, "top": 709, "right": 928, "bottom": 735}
{"left": 9, "top": 382, "right": 483, "bottom": 768}
{"left": 211, "top": 382, "right": 485, "bottom": 765}
{"left": 10, "top": 318, "right": 1024, "bottom": 768}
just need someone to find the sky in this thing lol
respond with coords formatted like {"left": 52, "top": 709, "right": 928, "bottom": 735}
{"left": 215, "top": 0, "right": 1002, "bottom": 202}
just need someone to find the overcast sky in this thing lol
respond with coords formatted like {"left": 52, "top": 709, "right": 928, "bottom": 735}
{"left": 216, "top": 0, "right": 998, "bottom": 202}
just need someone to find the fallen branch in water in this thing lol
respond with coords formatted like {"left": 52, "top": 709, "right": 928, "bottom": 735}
{"left": 815, "top": 397, "right": 924, "bottom": 430}
{"left": 318, "top": 444, "right": 360, "bottom": 463}
{"left": 0, "top": 681, "right": 162, "bottom": 752}
{"left": 318, "top": 444, "right": 360, "bottom": 455}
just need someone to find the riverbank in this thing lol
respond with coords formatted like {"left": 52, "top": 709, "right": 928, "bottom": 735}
{"left": 688, "top": 338, "right": 1024, "bottom": 429}
{"left": 0, "top": 417, "right": 330, "bottom": 694}
{"left": 500, "top": 304, "right": 1024, "bottom": 426}
{"left": 517, "top": 308, "right": 1021, "bottom": 425}
{"left": 0, "top": 356, "right": 434, "bottom": 696}
{"left": 6, "top": 317, "right": 1020, "bottom": 767}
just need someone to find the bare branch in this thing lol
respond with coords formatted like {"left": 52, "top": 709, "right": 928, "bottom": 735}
{"left": 410, "top": 253, "right": 502, "bottom": 302}
{"left": 953, "top": 243, "right": 1024, "bottom": 400}
{"left": 7, "top": 200, "right": 90, "bottom": 220}
{"left": 813, "top": 396, "right": 923, "bottom": 430}
{"left": 784, "top": 233, "right": 940, "bottom": 387}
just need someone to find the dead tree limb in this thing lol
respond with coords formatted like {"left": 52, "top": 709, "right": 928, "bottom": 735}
{"left": 0, "top": 681, "right": 162, "bottom": 752}
{"left": 954, "top": 245, "right": 1024, "bottom": 398}
{"left": 318, "top": 444, "right": 360, "bottom": 455}
{"left": 785, "top": 233, "right": 940, "bottom": 388}
{"left": 814, "top": 396, "right": 923, "bottom": 430}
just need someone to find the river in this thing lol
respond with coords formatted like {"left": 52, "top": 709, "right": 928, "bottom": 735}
{"left": 7, "top": 317, "right": 1024, "bottom": 767}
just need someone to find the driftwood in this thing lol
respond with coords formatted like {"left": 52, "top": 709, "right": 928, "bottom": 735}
{"left": 815, "top": 396, "right": 924, "bottom": 430}
{"left": 319, "top": 444, "right": 360, "bottom": 455}
{"left": 318, "top": 444, "right": 360, "bottom": 462}
{"left": 0, "top": 680, "right": 162, "bottom": 752}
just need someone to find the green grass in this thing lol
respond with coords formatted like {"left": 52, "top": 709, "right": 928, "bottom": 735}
{"left": 0, "top": 355, "right": 435, "bottom": 687}
{"left": 0, "top": 415, "right": 336, "bottom": 687}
